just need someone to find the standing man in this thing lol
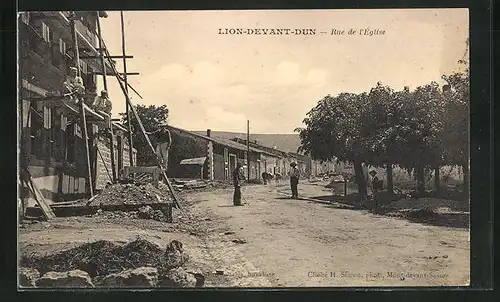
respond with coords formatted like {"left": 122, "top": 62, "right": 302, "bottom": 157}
{"left": 288, "top": 162, "right": 300, "bottom": 199}
{"left": 233, "top": 163, "right": 244, "bottom": 206}
{"left": 369, "top": 170, "right": 381, "bottom": 207}
{"left": 155, "top": 127, "right": 172, "bottom": 170}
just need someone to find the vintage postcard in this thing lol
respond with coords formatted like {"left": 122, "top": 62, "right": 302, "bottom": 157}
{"left": 17, "top": 9, "right": 470, "bottom": 288}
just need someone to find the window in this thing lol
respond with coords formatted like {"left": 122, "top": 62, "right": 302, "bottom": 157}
{"left": 51, "top": 110, "right": 61, "bottom": 159}
{"left": 20, "top": 12, "right": 30, "bottom": 25}
{"left": 74, "top": 123, "right": 82, "bottom": 138}
{"left": 60, "top": 114, "right": 68, "bottom": 161}
{"left": 59, "top": 38, "right": 66, "bottom": 54}
{"left": 66, "top": 123, "right": 76, "bottom": 163}
{"left": 223, "top": 148, "right": 229, "bottom": 179}
{"left": 43, "top": 106, "right": 52, "bottom": 130}
{"left": 43, "top": 106, "right": 54, "bottom": 158}
{"left": 29, "top": 102, "right": 43, "bottom": 158}
{"left": 41, "top": 22, "right": 51, "bottom": 43}
{"left": 79, "top": 60, "right": 88, "bottom": 75}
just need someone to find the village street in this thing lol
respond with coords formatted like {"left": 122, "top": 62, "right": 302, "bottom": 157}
{"left": 19, "top": 180, "right": 470, "bottom": 288}
{"left": 185, "top": 181, "right": 470, "bottom": 287}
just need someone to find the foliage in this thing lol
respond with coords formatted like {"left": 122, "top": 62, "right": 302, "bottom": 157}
{"left": 166, "top": 131, "right": 207, "bottom": 178}
{"left": 296, "top": 65, "right": 469, "bottom": 196}
{"left": 120, "top": 105, "right": 169, "bottom": 165}
{"left": 118, "top": 104, "right": 207, "bottom": 175}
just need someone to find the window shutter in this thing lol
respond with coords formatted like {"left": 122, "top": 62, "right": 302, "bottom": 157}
{"left": 59, "top": 38, "right": 66, "bottom": 54}
{"left": 61, "top": 114, "right": 67, "bottom": 131}
{"left": 48, "top": 108, "right": 52, "bottom": 129}
{"left": 22, "top": 100, "right": 30, "bottom": 128}
{"left": 43, "top": 107, "right": 48, "bottom": 129}
{"left": 42, "top": 22, "right": 50, "bottom": 43}
{"left": 74, "top": 124, "right": 82, "bottom": 138}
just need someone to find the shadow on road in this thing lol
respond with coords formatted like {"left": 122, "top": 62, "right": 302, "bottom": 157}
{"left": 396, "top": 210, "right": 469, "bottom": 229}
{"left": 311, "top": 194, "right": 469, "bottom": 229}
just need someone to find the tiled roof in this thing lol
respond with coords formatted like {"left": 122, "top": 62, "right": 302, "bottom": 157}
{"left": 165, "top": 125, "right": 278, "bottom": 156}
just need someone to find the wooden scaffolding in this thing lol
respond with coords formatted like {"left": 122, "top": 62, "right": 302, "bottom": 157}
{"left": 20, "top": 11, "right": 180, "bottom": 219}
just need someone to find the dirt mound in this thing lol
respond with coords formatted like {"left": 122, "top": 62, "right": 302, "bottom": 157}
{"left": 20, "top": 239, "right": 171, "bottom": 278}
{"left": 93, "top": 183, "right": 168, "bottom": 206}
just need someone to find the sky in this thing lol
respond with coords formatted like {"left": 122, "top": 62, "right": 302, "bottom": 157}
{"left": 98, "top": 9, "right": 469, "bottom": 134}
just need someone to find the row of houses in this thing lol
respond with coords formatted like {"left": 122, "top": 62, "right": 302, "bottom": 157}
{"left": 165, "top": 126, "right": 337, "bottom": 182}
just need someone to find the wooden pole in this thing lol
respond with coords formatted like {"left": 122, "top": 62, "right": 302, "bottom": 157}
{"left": 120, "top": 11, "right": 134, "bottom": 167}
{"left": 97, "top": 31, "right": 181, "bottom": 209}
{"left": 247, "top": 119, "right": 250, "bottom": 180}
{"left": 70, "top": 16, "right": 80, "bottom": 76}
{"left": 96, "top": 13, "right": 116, "bottom": 183}
{"left": 80, "top": 100, "right": 94, "bottom": 196}
{"left": 71, "top": 13, "right": 93, "bottom": 197}
{"left": 103, "top": 49, "right": 181, "bottom": 209}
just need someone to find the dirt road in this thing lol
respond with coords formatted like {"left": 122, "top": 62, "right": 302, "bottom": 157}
{"left": 186, "top": 181, "right": 470, "bottom": 287}
{"left": 19, "top": 181, "right": 469, "bottom": 288}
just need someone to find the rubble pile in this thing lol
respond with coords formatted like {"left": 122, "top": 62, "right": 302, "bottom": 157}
{"left": 19, "top": 239, "right": 201, "bottom": 288}
{"left": 92, "top": 183, "right": 168, "bottom": 206}
{"left": 167, "top": 179, "right": 233, "bottom": 193}
{"left": 91, "top": 206, "right": 169, "bottom": 222}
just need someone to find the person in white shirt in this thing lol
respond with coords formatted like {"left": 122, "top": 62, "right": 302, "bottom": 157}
{"left": 62, "top": 67, "right": 85, "bottom": 98}
{"left": 92, "top": 90, "right": 113, "bottom": 128}
{"left": 288, "top": 162, "right": 300, "bottom": 199}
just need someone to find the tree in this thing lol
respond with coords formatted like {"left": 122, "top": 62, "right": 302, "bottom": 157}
{"left": 440, "top": 65, "right": 469, "bottom": 197}
{"left": 298, "top": 41, "right": 469, "bottom": 200}
{"left": 120, "top": 104, "right": 169, "bottom": 165}
{"left": 359, "top": 82, "right": 396, "bottom": 194}
{"left": 297, "top": 93, "right": 370, "bottom": 199}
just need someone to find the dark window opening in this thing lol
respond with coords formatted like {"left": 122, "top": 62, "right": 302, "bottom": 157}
{"left": 51, "top": 109, "right": 61, "bottom": 160}
{"left": 66, "top": 123, "right": 77, "bottom": 164}
{"left": 117, "top": 135, "right": 123, "bottom": 173}
{"left": 43, "top": 106, "right": 53, "bottom": 159}
{"left": 29, "top": 102, "right": 43, "bottom": 158}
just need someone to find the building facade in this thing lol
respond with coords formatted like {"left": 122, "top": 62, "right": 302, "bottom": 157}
{"left": 18, "top": 11, "right": 136, "bottom": 203}
{"left": 165, "top": 126, "right": 279, "bottom": 181}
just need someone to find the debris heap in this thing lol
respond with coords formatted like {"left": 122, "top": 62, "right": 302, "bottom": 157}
{"left": 92, "top": 183, "right": 167, "bottom": 206}
{"left": 20, "top": 238, "right": 201, "bottom": 288}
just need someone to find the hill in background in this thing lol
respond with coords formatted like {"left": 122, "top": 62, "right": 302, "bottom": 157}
{"left": 191, "top": 130, "right": 302, "bottom": 153}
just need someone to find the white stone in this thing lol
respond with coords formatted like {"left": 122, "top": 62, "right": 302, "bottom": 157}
{"left": 36, "top": 270, "right": 93, "bottom": 288}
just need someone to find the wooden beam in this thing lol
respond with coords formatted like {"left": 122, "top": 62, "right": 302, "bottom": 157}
{"left": 97, "top": 14, "right": 117, "bottom": 183}
{"left": 99, "top": 27, "right": 181, "bottom": 209}
{"left": 91, "top": 72, "right": 140, "bottom": 76}
{"left": 80, "top": 101, "right": 94, "bottom": 197}
{"left": 28, "top": 14, "right": 60, "bottom": 21}
{"left": 121, "top": 11, "right": 135, "bottom": 168}
{"left": 25, "top": 202, "right": 173, "bottom": 220}
{"left": 80, "top": 55, "right": 133, "bottom": 59}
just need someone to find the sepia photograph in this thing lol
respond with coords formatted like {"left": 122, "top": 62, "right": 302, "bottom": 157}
{"left": 17, "top": 9, "right": 470, "bottom": 288}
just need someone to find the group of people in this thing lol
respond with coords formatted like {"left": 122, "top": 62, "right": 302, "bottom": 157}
{"left": 232, "top": 161, "right": 301, "bottom": 206}
{"left": 232, "top": 162, "right": 383, "bottom": 207}
{"left": 62, "top": 66, "right": 113, "bottom": 127}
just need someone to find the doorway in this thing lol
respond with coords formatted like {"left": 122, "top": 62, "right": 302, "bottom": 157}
{"left": 229, "top": 154, "right": 237, "bottom": 176}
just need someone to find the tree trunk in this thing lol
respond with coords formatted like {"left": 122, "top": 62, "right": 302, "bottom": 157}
{"left": 434, "top": 166, "right": 440, "bottom": 192}
{"left": 416, "top": 164, "right": 425, "bottom": 194}
{"left": 386, "top": 164, "right": 393, "bottom": 194}
{"left": 462, "top": 163, "right": 469, "bottom": 200}
{"left": 353, "top": 159, "right": 367, "bottom": 201}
